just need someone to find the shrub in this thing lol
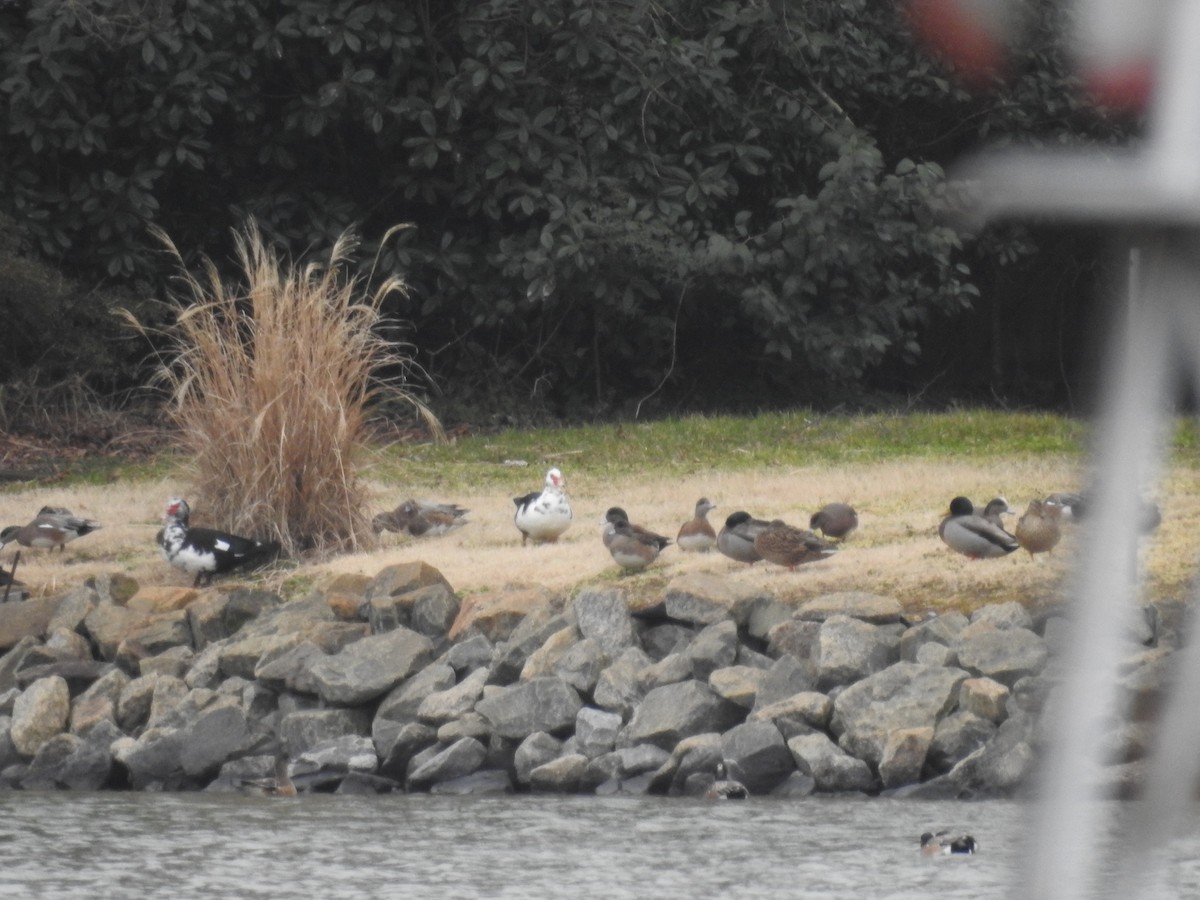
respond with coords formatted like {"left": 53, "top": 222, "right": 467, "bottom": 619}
{"left": 128, "top": 220, "right": 439, "bottom": 555}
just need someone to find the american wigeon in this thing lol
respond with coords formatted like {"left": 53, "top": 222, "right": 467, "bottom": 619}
{"left": 753, "top": 520, "right": 838, "bottom": 570}
{"left": 601, "top": 507, "right": 671, "bottom": 551}
{"left": 676, "top": 498, "right": 718, "bottom": 552}
{"left": 716, "top": 511, "right": 772, "bottom": 564}
{"left": 1015, "top": 499, "right": 1062, "bottom": 558}
{"left": 976, "top": 497, "right": 1013, "bottom": 527}
{"left": 513, "top": 467, "right": 573, "bottom": 545}
{"left": 605, "top": 517, "right": 667, "bottom": 572}
{"left": 809, "top": 502, "right": 859, "bottom": 540}
{"left": 373, "top": 499, "right": 468, "bottom": 537}
{"left": 156, "top": 498, "right": 281, "bottom": 588}
{"left": 0, "top": 506, "right": 102, "bottom": 553}
{"left": 920, "top": 830, "right": 978, "bottom": 855}
{"left": 939, "top": 496, "right": 1018, "bottom": 559}
{"left": 705, "top": 761, "right": 749, "bottom": 800}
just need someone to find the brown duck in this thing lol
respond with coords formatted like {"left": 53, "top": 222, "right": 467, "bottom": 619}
{"left": 676, "top": 498, "right": 718, "bottom": 552}
{"left": 809, "top": 502, "right": 859, "bottom": 540}
{"left": 373, "top": 499, "right": 469, "bottom": 537}
{"left": 753, "top": 520, "right": 838, "bottom": 570}
{"left": 1015, "top": 499, "right": 1062, "bottom": 558}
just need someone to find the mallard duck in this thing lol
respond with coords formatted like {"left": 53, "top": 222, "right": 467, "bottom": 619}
{"left": 939, "top": 496, "right": 1018, "bottom": 559}
{"left": 716, "top": 511, "right": 771, "bottom": 564}
{"left": 601, "top": 507, "right": 671, "bottom": 551}
{"left": 239, "top": 755, "right": 297, "bottom": 797}
{"left": 809, "top": 502, "right": 859, "bottom": 540}
{"left": 156, "top": 498, "right": 281, "bottom": 588}
{"left": 373, "top": 499, "right": 468, "bottom": 537}
{"left": 0, "top": 506, "right": 102, "bottom": 553}
{"left": 1015, "top": 499, "right": 1062, "bottom": 558}
{"left": 753, "top": 520, "right": 838, "bottom": 570}
{"left": 705, "top": 761, "right": 748, "bottom": 800}
{"left": 513, "top": 467, "right": 573, "bottom": 545}
{"left": 976, "top": 497, "right": 1012, "bottom": 528}
{"left": 676, "top": 498, "right": 718, "bottom": 552}
{"left": 920, "top": 830, "right": 978, "bottom": 855}
{"left": 606, "top": 517, "right": 667, "bottom": 572}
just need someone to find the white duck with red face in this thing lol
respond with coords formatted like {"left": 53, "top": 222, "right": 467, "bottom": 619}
{"left": 156, "top": 497, "right": 280, "bottom": 587}
{"left": 512, "top": 467, "right": 573, "bottom": 545}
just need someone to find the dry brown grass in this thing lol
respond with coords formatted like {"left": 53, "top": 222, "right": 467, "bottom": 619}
{"left": 3, "top": 453, "right": 1196, "bottom": 616}
{"left": 124, "top": 221, "right": 438, "bottom": 556}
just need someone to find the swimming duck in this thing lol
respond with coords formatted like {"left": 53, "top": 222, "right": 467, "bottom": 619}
{"left": 920, "top": 830, "right": 978, "bottom": 855}
{"left": 0, "top": 506, "right": 102, "bottom": 554}
{"left": 1015, "top": 499, "right": 1062, "bottom": 558}
{"left": 372, "top": 499, "right": 469, "bottom": 537}
{"left": 753, "top": 520, "right": 838, "bottom": 571}
{"left": 676, "top": 498, "right": 718, "bottom": 552}
{"left": 239, "top": 755, "right": 297, "bottom": 797}
{"left": 705, "top": 761, "right": 749, "bottom": 800}
{"left": 809, "top": 502, "right": 859, "bottom": 540}
{"left": 976, "top": 497, "right": 1013, "bottom": 528}
{"left": 156, "top": 497, "right": 281, "bottom": 588}
{"left": 605, "top": 516, "right": 668, "bottom": 572}
{"left": 601, "top": 507, "right": 671, "bottom": 551}
{"left": 513, "top": 467, "right": 573, "bottom": 545}
{"left": 939, "top": 496, "right": 1018, "bottom": 559}
{"left": 716, "top": 511, "right": 772, "bottom": 564}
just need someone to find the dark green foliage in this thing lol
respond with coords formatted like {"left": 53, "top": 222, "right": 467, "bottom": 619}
{"left": 0, "top": 0, "right": 1126, "bottom": 418}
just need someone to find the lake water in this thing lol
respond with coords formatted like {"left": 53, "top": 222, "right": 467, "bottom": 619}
{"left": 1, "top": 793, "right": 1199, "bottom": 899}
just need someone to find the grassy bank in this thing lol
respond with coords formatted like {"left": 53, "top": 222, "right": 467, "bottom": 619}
{"left": 2, "top": 409, "right": 1197, "bottom": 614}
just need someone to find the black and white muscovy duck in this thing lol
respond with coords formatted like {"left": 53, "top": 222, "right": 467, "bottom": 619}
{"left": 512, "top": 467, "right": 573, "bottom": 545}
{"left": 920, "top": 830, "right": 978, "bottom": 856}
{"left": 0, "top": 506, "right": 102, "bottom": 553}
{"left": 156, "top": 497, "right": 280, "bottom": 587}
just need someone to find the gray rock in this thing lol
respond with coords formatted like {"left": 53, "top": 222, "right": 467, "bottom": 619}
{"left": 279, "top": 707, "right": 370, "bottom": 757}
{"left": 0, "top": 716, "right": 18, "bottom": 772}
{"left": 117, "top": 674, "right": 159, "bottom": 733}
{"left": 295, "top": 734, "right": 378, "bottom": 774}
{"left": 709, "top": 666, "right": 767, "bottom": 709}
{"left": 553, "top": 638, "right": 608, "bottom": 694}
{"left": 816, "top": 615, "right": 896, "bottom": 690}
{"left": 24, "top": 732, "right": 113, "bottom": 790}
{"left": 721, "top": 719, "right": 794, "bottom": 793}
{"left": 117, "top": 610, "right": 194, "bottom": 670}
{"left": 364, "top": 562, "right": 454, "bottom": 608}
{"left": 442, "top": 634, "right": 495, "bottom": 673}
{"left": 0, "top": 637, "right": 39, "bottom": 694}
{"left": 408, "top": 736, "right": 487, "bottom": 788}
{"left": 69, "top": 667, "right": 129, "bottom": 737}
{"left": 928, "top": 710, "right": 997, "bottom": 773}
{"left": 219, "top": 633, "right": 306, "bottom": 680}
{"left": 308, "top": 627, "right": 435, "bottom": 705}
{"left": 146, "top": 676, "right": 189, "bottom": 729}
{"left": 183, "top": 643, "right": 223, "bottom": 690}
{"left": 663, "top": 574, "right": 762, "bottom": 626}
{"left": 139, "top": 645, "right": 194, "bottom": 679}
{"left": 747, "top": 599, "right": 794, "bottom": 641}
{"left": 640, "top": 623, "right": 695, "bottom": 661}
{"left": 619, "top": 680, "right": 742, "bottom": 751}
{"left": 46, "top": 585, "right": 101, "bottom": 635}
{"left": 766, "top": 619, "right": 821, "bottom": 663}
{"left": 878, "top": 726, "right": 934, "bottom": 789}
{"left": 752, "top": 655, "right": 817, "bottom": 711}
{"left": 572, "top": 588, "right": 636, "bottom": 658}
{"left": 374, "top": 720, "right": 437, "bottom": 780}
{"left": 430, "top": 769, "right": 512, "bottom": 795}
{"left": 953, "top": 627, "right": 1047, "bottom": 686}
{"left": 489, "top": 610, "right": 573, "bottom": 686}
{"left": 115, "top": 726, "right": 186, "bottom": 789}
{"left": 649, "top": 732, "right": 723, "bottom": 795}
{"left": 476, "top": 676, "right": 582, "bottom": 740}
{"left": 180, "top": 699, "right": 254, "bottom": 778}
{"left": 575, "top": 707, "right": 623, "bottom": 759}
{"left": 898, "top": 613, "right": 968, "bottom": 662}
{"left": 772, "top": 771, "right": 817, "bottom": 798}
{"left": 437, "top": 712, "right": 491, "bottom": 744}
{"left": 409, "top": 584, "right": 462, "bottom": 638}
{"left": 529, "top": 752, "right": 589, "bottom": 792}
{"left": 638, "top": 653, "right": 694, "bottom": 692}
{"left": 915, "top": 642, "right": 956, "bottom": 667}
{"left": 375, "top": 663, "right": 457, "bottom": 724}
{"left": 787, "top": 732, "right": 874, "bottom": 793}
{"left": 796, "top": 592, "right": 906, "bottom": 624}
{"left": 514, "top": 732, "right": 563, "bottom": 785}
{"left": 749, "top": 691, "right": 832, "bottom": 739}
{"left": 583, "top": 744, "right": 671, "bottom": 791}
{"left": 735, "top": 644, "right": 775, "bottom": 670}
{"left": 520, "top": 627, "right": 578, "bottom": 680}
{"left": 593, "top": 647, "right": 652, "bottom": 717}
{"left": 958, "top": 677, "right": 1010, "bottom": 723}
{"left": 11, "top": 675, "right": 70, "bottom": 756}
{"left": 418, "top": 668, "right": 488, "bottom": 725}
{"left": 943, "top": 713, "right": 1036, "bottom": 795}
{"left": 830, "top": 662, "right": 969, "bottom": 767}
{"left": 253, "top": 640, "right": 326, "bottom": 695}
{"left": 688, "top": 619, "right": 739, "bottom": 681}
{"left": 970, "top": 601, "right": 1034, "bottom": 630}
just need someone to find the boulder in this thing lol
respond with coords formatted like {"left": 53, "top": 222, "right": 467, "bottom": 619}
{"left": 747, "top": 599, "right": 794, "bottom": 642}
{"left": 749, "top": 691, "right": 832, "bottom": 739}
{"left": 640, "top": 623, "right": 696, "bottom": 661}
{"left": 179, "top": 698, "right": 255, "bottom": 778}
{"left": 308, "top": 627, "right": 435, "bottom": 705}
{"left": 295, "top": 734, "right": 378, "bottom": 775}
{"left": 520, "top": 627, "right": 578, "bottom": 680}
{"left": 430, "top": 770, "right": 513, "bottom": 795}
{"left": 139, "top": 646, "right": 194, "bottom": 679}
{"left": 619, "top": 680, "right": 742, "bottom": 751}
{"left": 830, "top": 662, "right": 969, "bottom": 767}
{"left": 0, "top": 636, "right": 39, "bottom": 694}
{"left": 787, "top": 732, "right": 874, "bottom": 793}
{"left": 766, "top": 619, "right": 821, "bottom": 664}
{"left": 24, "top": 727, "right": 114, "bottom": 790}
{"left": 709, "top": 666, "right": 768, "bottom": 709}
{"left": 219, "top": 633, "right": 306, "bottom": 680}
{"left": 529, "top": 753, "right": 589, "bottom": 792}
{"left": 82, "top": 603, "right": 148, "bottom": 661}
{"left": 0, "top": 595, "right": 62, "bottom": 651}
{"left": 127, "top": 586, "right": 199, "bottom": 614}
{"left": 514, "top": 732, "right": 563, "bottom": 784}
{"left": 438, "top": 712, "right": 490, "bottom": 744}
{"left": 970, "top": 601, "right": 1033, "bottom": 631}
{"left": 46, "top": 585, "right": 101, "bottom": 634}
{"left": 796, "top": 592, "right": 906, "bottom": 624}
{"left": 116, "top": 610, "right": 194, "bottom": 670}
{"left": 115, "top": 726, "right": 186, "bottom": 789}
{"left": 279, "top": 707, "right": 370, "bottom": 757}
{"left": 417, "top": 668, "right": 488, "bottom": 725}
{"left": 375, "top": 663, "right": 457, "bottom": 724}
{"left": 253, "top": 641, "right": 327, "bottom": 695}
{"left": 11, "top": 675, "right": 70, "bottom": 756}
{"left": 475, "top": 676, "right": 582, "bottom": 739}
{"left": 953, "top": 628, "right": 1048, "bottom": 687}
{"left": 572, "top": 588, "right": 636, "bottom": 658}
{"left": 663, "top": 573, "right": 762, "bottom": 626}
{"left": 374, "top": 721, "right": 437, "bottom": 780}
{"left": 583, "top": 744, "right": 671, "bottom": 791}
{"left": 898, "top": 613, "right": 968, "bottom": 662}
{"left": 575, "top": 707, "right": 623, "bottom": 759}
{"left": 915, "top": 643, "right": 956, "bottom": 667}
{"left": 408, "top": 737, "right": 487, "bottom": 789}
{"left": 752, "top": 655, "right": 817, "bottom": 711}
{"left": 442, "top": 634, "right": 495, "bottom": 674}
{"left": 370, "top": 582, "right": 459, "bottom": 637}
{"left": 687, "top": 619, "right": 739, "bottom": 681}
{"left": 593, "top": 647, "right": 652, "bottom": 717}
{"left": 69, "top": 668, "right": 129, "bottom": 736}
{"left": 489, "top": 608, "right": 573, "bottom": 686}
{"left": 721, "top": 720, "right": 794, "bottom": 793}
{"left": 449, "top": 584, "right": 561, "bottom": 643}
{"left": 928, "top": 710, "right": 998, "bottom": 773}
{"left": 943, "top": 713, "right": 1036, "bottom": 795}
{"left": 878, "top": 726, "right": 934, "bottom": 789}
{"left": 815, "top": 615, "right": 896, "bottom": 690}
{"left": 958, "top": 677, "right": 1010, "bottom": 723}
{"left": 638, "top": 654, "right": 693, "bottom": 693}
{"left": 553, "top": 638, "right": 608, "bottom": 694}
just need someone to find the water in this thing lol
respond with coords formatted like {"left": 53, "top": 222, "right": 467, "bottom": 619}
{"left": 1, "top": 793, "right": 1198, "bottom": 899}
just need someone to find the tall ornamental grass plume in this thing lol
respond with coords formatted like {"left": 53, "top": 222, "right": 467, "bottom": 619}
{"left": 128, "top": 220, "right": 441, "bottom": 556}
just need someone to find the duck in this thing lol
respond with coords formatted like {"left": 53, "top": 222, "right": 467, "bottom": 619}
{"left": 976, "top": 497, "right": 1012, "bottom": 528}
{"left": 676, "top": 498, "right": 718, "bottom": 552}
{"left": 601, "top": 507, "right": 671, "bottom": 551}
{"left": 705, "top": 761, "right": 749, "bottom": 800}
{"left": 372, "top": 499, "right": 469, "bottom": 537}
{"left": 809, "top": 502, "right": 859, "bottom": 540}
{"left": 513, "top": 467, "right": 573, "bottom": 545}
{"left": 1044, "top": 491, "right": 1161, "bottom": 534}
{"left": 156, "top": 497, "right": 281, "bottom": 588}
{"left": 605, "top": 516, "right": 668, "bottom": 572}
{"left": 0, "top": 506, "right": 102, "bottom": 554}
{"left": 716, "top": 511, "right": 772, "bottom": 564}
{"left": 753, "top": 520, "right": 838, "bottom": 570}
{"left": 939, "top": 496, "right": 1018, "bottom": 559}
{"left": 919, "top": 830, "right": 978, "bottom": 855}
{"left": 239, "top": 755, "right": 297, "bottom": 797}
{"left": 1015, "top": 499, "right": 1062, "bottom": 558}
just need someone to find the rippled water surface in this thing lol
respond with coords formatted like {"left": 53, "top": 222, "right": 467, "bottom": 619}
{"left": 2, "top": 792, "right": 1199, "bottom": 899}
